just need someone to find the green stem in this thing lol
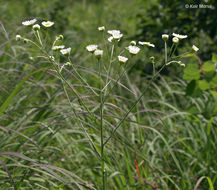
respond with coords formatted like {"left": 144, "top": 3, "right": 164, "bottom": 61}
{"left": 98, "top": 58, "right": 105, "bottom": 190}
{"left": 68, "top": 57, "right": 99, "bottom": 96}
{"left": 165, "top": 41, "right": 168, "bottom": 64}
{"left": 105, "top": 44, "right": 115, "bottom": 96}
{"left": 103, "top": 62, "right": 168, "bottom": 146}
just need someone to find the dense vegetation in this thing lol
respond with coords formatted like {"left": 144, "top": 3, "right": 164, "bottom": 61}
{"left": 0, "top": 0, "right": 216, "bottom": 189}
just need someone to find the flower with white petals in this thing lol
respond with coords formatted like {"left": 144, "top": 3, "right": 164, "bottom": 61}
{"left": 42, "top": 21, "right": 54, "bottom": 27}
{"left": 86, "top": 45, "right": 98, "bottom": 52}
{"left": 127, "top": 45, "right": 140, "bottom": 55}
{"left": 108, "top": 36, "right": 114, "bottom": 42}
{"left": 172, "top": 37, "right": 179, "bottom": 43}
{"left": 16, "top": 35, "right": 21, "bottom": 41}
{"left": 107, "top": 30, "right": 121, "bottom": 35}
{"left": 112, "top": 32, "right": 123, "bottom": 40}
{"left": 162, "top": 34, "right": 169, "bottom": 40}
{"left": 172, "top": 33, "right": 187, "bottom": 39}
{"left": 52, "top": 45, "right": 65, "bottom": 51}
{"left": 94, "top": 49, "right": 103, "bottom": 58}
{"left": 60, "top": 48, "right": 71, "bottom": 55}
{"left": 118, "top": 56, "right": 128, "bottom": 63}
{"left": 98, "top": 26, "right": 105, "bottom": 31}
{"left": 192, "top": 45, "right": 199, "bottom": 52}
{"left": 33, "top": 24, "right": 40, "bottom": 30}
{"left": 107, "top": 30, "right": 123, "bottom": 41}
{"left": 22, "top": 19, "right": 37, "bottom": 26}
{"left": 138, "top": 41, "right": 155, "bottom": 47}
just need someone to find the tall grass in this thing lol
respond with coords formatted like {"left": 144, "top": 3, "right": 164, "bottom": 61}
{"left": 0, "top": 2, "right": 217, "bottom": 190}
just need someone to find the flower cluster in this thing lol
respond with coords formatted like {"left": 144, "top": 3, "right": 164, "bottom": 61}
{"left": 21, "top": 19, "right": 54, "bottom": 30}
{"left": 107, "top": 30, "right": 123, "bottom": 42}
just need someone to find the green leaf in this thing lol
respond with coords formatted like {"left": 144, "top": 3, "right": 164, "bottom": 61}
{"left": 0, "top": 68, "right": 47, "bottom": 117}
{"left": 209, "top": 75, "right": 217, "bottom": 88}
{"left": 198, "top": 80, "right": 210, "bottom": 90}
{"left": 186, "top": 80, "right": 196, "bottom": 96}
{"left": 202, "top": 61, "right": 215, "bottom": 72}
{"left": 183, "top": 64, "right": 200, "bottom": 81}
{"left": 210, "top": 90, "right": 217, "bottom": 99}
{"left": 212, "top": 53, "right": 217, "bottom": 62}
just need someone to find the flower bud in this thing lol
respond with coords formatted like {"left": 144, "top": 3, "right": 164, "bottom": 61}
{"left": 172, "top": 37, "right": 179, "bottom": 43}
{"left": 16, "top": 35, "right": 21, "bottom": 41}
{"left": 33, "top": 24, "right": 40, "bottom": 31}
{"left": 162, "top": 34, "right": 169, "bottom": 41}
{"left": 94, "top": 49, "right": 103, "bottom": 58}
{"left": 130, "top": 41, "right": 136, "bottom": 45}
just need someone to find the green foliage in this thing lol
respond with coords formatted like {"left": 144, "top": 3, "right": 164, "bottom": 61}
{"left": 0, "top": 0, "right": 216, "bottom": 190}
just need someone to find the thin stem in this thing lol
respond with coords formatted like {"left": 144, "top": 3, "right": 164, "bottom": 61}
{"left": 98, "top": 58, "right": 105, "bottom": 190}
{"left": 165, "top": 41, "right": 168, "bottom": 64}
{"left": 68, "top": 57, "right": 99, "bottom": 96}
{"left": 104, "top": 44, "right": 115, "bottom": 95}
{"left": 103, "top": 62, "right": 167, "bottom": 146}
{"left": 36, "top": 30, "right": 43, "bottom": 47}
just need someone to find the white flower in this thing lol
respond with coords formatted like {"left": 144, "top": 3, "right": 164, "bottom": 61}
{"left": 112, "top": 32, "right": 123, "bottom": 40}
{"left": 127, "top": 45, "right": 140, "bottom": 55}
{"left": 172, "top": 37, "right": 179, "bottom": 43}
{"left": 130, "top": 41, "right": 136, "bottom": 45}
{"left": 16, "top": 35, "right": 21, "bottom": 41}
{"left": 33, "top": 24, "right": 40, "bottom": 30}
{"left": 107, "top": 30, "right": 121, "bottom": 35}
{"left": 94, "top": 49, "right": 103, "bottom": 58}
{"left": 42, "top": 21, "right": 54, "bottom": 27}
{"left": 107, "top": 30, "right": 123, "bottom": 40}
{"left": 60, "top": 47, "right": 71, "bottom": 55}
{"left": 22, "top": 19, "right": 37, "bottom": 26}
{"left": 192, "top": 45, "right": 199, "bottom": 52}
{"left": 138, "top": 41, "right": 155, "bottom": 47}
{"left": 86, "top": 45, "right": 98, "bottom": 52}
{"left": 172, "top": 33, "right": 187, "bottom": 39}
{"left": 98, "top": 26, "right": 105, "bottom": 31}
{"left": 162, "top": 34, "right": 169, "bottom": 40}
{"left": 52, "top": 45, "right": 65, "bottom": 51}
{"left": 108, "top": 36, "right": 114, "bottom": 42}
{"left": 118, "top": 56, "right": 128, "bottom": 63}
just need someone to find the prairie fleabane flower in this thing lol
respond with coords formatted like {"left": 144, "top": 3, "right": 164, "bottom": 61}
{"left": 98, "top": 26, "right": 105, "bottom": 31}
{"left": 60, "top": 48, "right": 71, "bottom": 55}
{"left": 108, "top": 36, "right": 114, "bottom": 42}
{"left": 192, "top": 45, "right": 199, "bottom": 52}
{"left": 107, "top": 30, "right": 121, "bottom": 36}
{"left": 42, "top": 21, "right": 54, "bottom": 27}
{"left": 172, "top": 33, "right": 187, "bottom": 39}
{"left": 22, "top": 19, "right": 37, "bottom": 26}
{"left": 33, "top": 24, "right": 40, "bottom": 31}
{"left": 108, "top": 30, "right": 123, "bottom": 41}
{"left": 118, "top": 56, "right": 128, "bottom": 63}
{"left": 94, "top": 49, "right": 103, "bottom": 58}
{"left": 172, "top": 37, "right": 179, "bottom": 43}
{"left": 86, "top": 45, "right": 98, "bottom": 52}
{"left": 52, "top": 45, "right": 65, "bottom": 51}
{"left": 16, "top": 35, "right": 21, "bottom": 41}
{"left": 138, "top": 41, "right": 155, "bottom": 47}
{"left": 162, "top": 34, "right": 169, "bottom": 40}
{"left": 127, "top": 45, "right": 140, "bottom": 55}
